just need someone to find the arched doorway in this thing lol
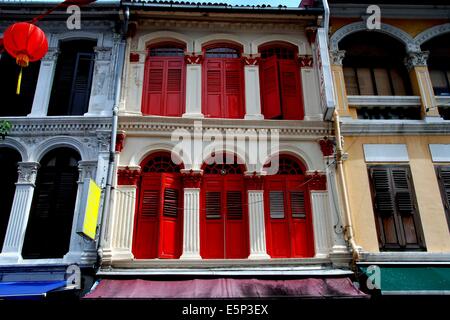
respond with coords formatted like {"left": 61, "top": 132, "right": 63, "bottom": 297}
{"left": 22, "top": 147, "right": 80, "bottom": 259}
{"left": 132, "top": 152, "right": 183, "bottom": 259}
{"left": 0, "top": 148, "right": 21, "bottom": 249}
{"left": 263, "top": 155, "right": 314, "bottom": 258}
{"left": 201, "top": 155, "right": 249, "bottom": 259}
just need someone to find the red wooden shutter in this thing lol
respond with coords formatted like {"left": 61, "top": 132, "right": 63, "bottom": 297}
{"left": 204, "top": 60, "right": 223, "bottom": 118}
{"left": 260, "top": 56, "right": 281, "bottom": 119}
{"left": 165, "top": 59, "right": 184, "bottom": 116}
{"left": 159, "top": 173, "right": 182, "bottom": 258}
{"left": 142, "top": 58, "right": 185, "bottom": 116}
{"left": 279, "top": 59, "right": 304, "bottom": 120}
{"left": 206, "top": 191, "right": 222, "bottom": 219}
{"left": 225, "top": 177, "right": 248, "bottom": 258}
{"left": 133, "top": 175, "right": 160, "bottom": 259}
{"left": 224, "top": 60, "right": 244, "bottom": 118}
{"left": 143, "top": 60, "right": 164, "bottom": 115}
{"left": 290, "top": 191, "right": 306, "bottom": 219}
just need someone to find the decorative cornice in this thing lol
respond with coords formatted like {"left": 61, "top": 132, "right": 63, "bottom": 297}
{"left": 181, "top": 169, "right": 203, "bottom": 188}
{"left": 17, "top": 162, "right": 40, "bottom": 185}
{"left": 94, "top": 47, "right": 113, "bottom": 61}
{"left": 298, "top": 55, "right": 313, "bottom": 68}
{"left": 97, "top": 131, "right": 112, "bottom": 153}
{"left": 2, "top": 118, "right": 111, "bottom": 136}
{"left": 329, "top": 50, "right": 345, "bottom": 66}
{"left": 118, "top": 117, "right": 331, "bottom": 139}
{"left": 405, "top": 51, "right": 429, "bottom": 71}
{"left": 341, "top": 121, "right": 450, "bottom": 136}
{"left": 117, "top": 167, "right": 142, "bottom": 186}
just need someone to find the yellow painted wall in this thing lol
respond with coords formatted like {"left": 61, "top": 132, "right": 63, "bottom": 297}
{"left": 344, "top": 136, "right": 450, "bottom": 253}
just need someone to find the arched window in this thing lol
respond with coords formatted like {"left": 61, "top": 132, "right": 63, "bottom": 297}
{"left": 0, "top": 148, "right": 21, "bottom": 248}
{"left": 263, "top": 155, "right": 314, "bottom": 258}
{"left": 422, "top": 33, "right": 450, "bottom": 119}
{"left": 48, "top": 40, "right": 96, "bottom": 116}
{"left": 0, "top": 52, "right": 40, "bottom": 116}
{"left": 133, "top": 152, "right": 183, "bottom": 259}
{"left": 203, "top": 43, "right": 244, "bottom": 119}
{"left": 22, "top": 148, "right": 80, "bottom": 259}
{"left": 341, "top": 32, "right": 418, "bottom": 119}
{"left": 259, "top": 42, "right": 303, "bottom": 120}
{"left": 201, "top": 154, "right": 249, "bottom": 259}
{"left": 142, "top": 43, "right": 186, "bottom": 116}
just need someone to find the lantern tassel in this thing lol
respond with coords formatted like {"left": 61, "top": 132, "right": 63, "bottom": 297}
{"left": 16, "top": 67, "right": 22, "bottom": 95}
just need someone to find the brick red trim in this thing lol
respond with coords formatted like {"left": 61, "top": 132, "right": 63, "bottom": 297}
{"left": 117, "top": 167, "right": 141, "bottom": 186}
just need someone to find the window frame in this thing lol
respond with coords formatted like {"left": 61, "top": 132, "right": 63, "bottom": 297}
{"left": 435, "top": 165, "right": 450, "bottom": 232}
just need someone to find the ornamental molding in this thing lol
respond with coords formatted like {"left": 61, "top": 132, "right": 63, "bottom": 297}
{"left": 42, "top": 48, "right": 60, "bottom": 62}
{"left": 116, "top": 132, "right": 126, "bottom": 153}
{"left": 329, "top": 50, "right": 345, "bottom": 66}
{"left": 137, "top": 19, "right": 307, "bottom": 33}
{"left": 242, "top": 54, "right": 260, "bottom": 66}
{"left": 244, "top": 172, "right": 265, "bottom": 190}
{"left": 414, "top": 23, "right": 450, "bottom": 46}
{"left": 305, "top": 171, "right": 327, "bottom": 191}
{"left": 341, "top": 121, "right": 450, "bottom": 136}
{"left": 94, "top": 47, "right": 113, "bottom": 61}
{"left": 7, "top": 118, "right": 111, "bottom": 136}
{"left": 184, "top": 54, "right": 203, "bottom": 65}
{"left": 118, "top": 118, "right": 331, "bottom": 139}
{"left": 78, "top": 160, "right": 98, "bottom": 182}
{"left": 181, "top": 169, "right": 203, "bottom": 188}
{"left": 97, "top": 130, "right": 112, "bottom": 153}
{"left": 298, "top": 55, "right": 313, "bottom": 68}
{"left": 17, "top": 162, "right": 40, "bottom": 185}
{"left": 117, "top": 166, "right": 142, "bottom": 186}
{"left": 405, "top": 51, "right": 429, "bottom": 71}
{"left": 319, "top": 138, "right": 335, "bottom": 157}
{"left": 330, "top": 21, "right": 420, "bottom": 53}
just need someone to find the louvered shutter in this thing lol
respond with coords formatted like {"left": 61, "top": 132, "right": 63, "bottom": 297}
{"left": 436, "top": 166, "right": 450, "bottom": 230}
{"left": 70, "top": 52, "right": 95, "bottom": 115}
{"left": 269, "top": 191, "right": 285, "bottom": 219}
{"left": 143, "top": 60, "right": 164, "bottom": 115}
{"left": 141, "top": 190, "right": 159, "bottom": 217}
{"left": 279, "top": 59, "right": 303, "bottom": 120}
{"left": 226, "top": 191, "right": 243, "bottom": 220}
{"left": 165, "top": 59, "right": 184, "bottom": 116}
{"left": 392, "top": 168, "right": 415, "bottom": 215}
{"left": 371, "top": 168, "right": 395, "bottom": 216}
{"left": 205, "top": 60, "right": 222, "bottom": 118}
{"left": 224, "top": 60, "right": 244, "bottom": 118}
{"left": 290, "top": 191, "right": 306, "bottom": 219}
{"left": 206, "top": 191, "right": 221, "bottom": 219}
{"left": 163, "top": 188, "right": 179, "bottom": 217}
{"left": 260, "top": 56, "right": 282, "bottom": 119}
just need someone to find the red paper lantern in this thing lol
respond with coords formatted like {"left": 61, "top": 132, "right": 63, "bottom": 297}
{"left": 3, "top": 22, "right": 48, "bottom": 94}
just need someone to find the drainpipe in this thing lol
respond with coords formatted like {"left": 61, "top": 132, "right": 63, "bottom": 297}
{"left": 333, "top": 110, "right": 360, "bottom": 262}
{"left": 98, "top": 5, "right": 129, "bottom": 255}
{"left": 322, "top": 0, "right": 330, "bottom": 41}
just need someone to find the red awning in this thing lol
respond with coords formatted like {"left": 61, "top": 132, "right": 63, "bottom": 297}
{"left": 84, "top": 278, "right": 367, "bottom": 299}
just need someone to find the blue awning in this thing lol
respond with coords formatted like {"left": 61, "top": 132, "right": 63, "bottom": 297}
{"left": 0, "top": 280, "right": 67, "bottom": 299}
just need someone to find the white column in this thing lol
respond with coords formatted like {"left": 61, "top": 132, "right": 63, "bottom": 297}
{"left": 244, "top": 63, "right": 263, "bottom": 120}
{"left": 85, "top": 46, "right": 114, "bottom": 116}
{"left": 300, "top": 56, "right": 323, "bottom": 121}
{"left": 180, "top": 188, "right": 202, "bottom": 259}
{"left": 64, "top": 161, "right": 98, "bottom": 264}
{"left": 183, "top": 56, "right": 203, "bottom": 118}
{"left": 0, "top": 162, "right": 39, "bottom": 262}
{"left": 247, "top": 190, "right": 270, "bottom": 259}
{"left": 29, "top": 49, "right": 58, "bottom": 117}
{"left": 123, "top": 51, "right": 145, "bottom": 115}
{"left": 311, "top": 191, "right": 332, "bottom": 258}
{"left": 110, "top": 185, "right": 137, "bottom": 260}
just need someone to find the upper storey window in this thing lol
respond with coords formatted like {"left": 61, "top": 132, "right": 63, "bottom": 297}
{"left": 0, "top": 52, "right": 40, "bottom": 117}
{"left": 259, "top": 43, "right": 303, "bottom": 120}
{"left": 341, "top": 32, "right": 412, "bottom": 97}
{"left": 203, "top": 44, "right": 244, "bottom": 119}
{"left": 142, "top": 43, "right": 186, "bottom": 117}
{"left": 422, "top": 34, "right": 450, "bottom": 96}
{"left": 48, "top": 40, "right": 96, "bottom": 116}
